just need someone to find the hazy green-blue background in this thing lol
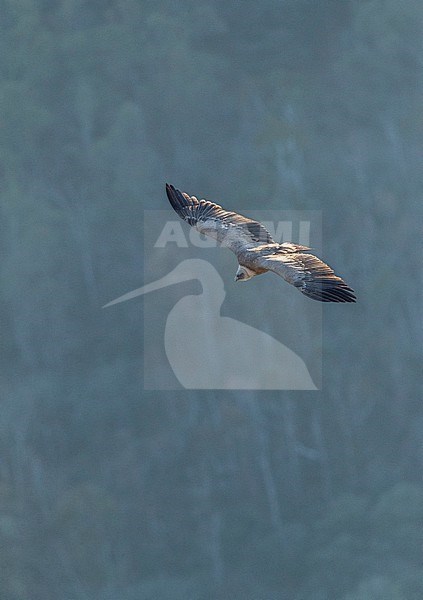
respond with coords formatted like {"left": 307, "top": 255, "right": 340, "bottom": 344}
{"left": 1, "top": 1, "right": 421, "bottom": 598}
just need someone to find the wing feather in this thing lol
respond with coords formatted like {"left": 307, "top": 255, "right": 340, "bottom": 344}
{"left": 256, "top": 253, "right": 356, "bottom": 303}
{"left": 166, "top": 184, "right": 274, "bottom": 253}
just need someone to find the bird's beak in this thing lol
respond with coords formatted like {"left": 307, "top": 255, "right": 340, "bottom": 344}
{"left": 103, "top": 266, "right": 194, "bottom": 308}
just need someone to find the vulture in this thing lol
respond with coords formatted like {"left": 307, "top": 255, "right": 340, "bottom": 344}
{"left": 165, "top": 184, "right": 356, "bottom": 303}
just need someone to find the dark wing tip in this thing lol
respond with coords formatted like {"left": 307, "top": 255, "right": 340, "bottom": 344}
{"left": 339, "top": 286, "right": 356, "bottom": 303}
{"left": 324, "top": 286, "right": 357, "bottom": 303}
{"left": 165, "top": 183, "right": 201, "bottom": 228}
{"left": 303, "top": 281, "right": 357, "bottom": 303}
{"left": 165, "top": 183, "right": 186, "bottom": 214}
{"left": 165, "top": 182, "right": 176, "bottom": 200}
{"left": 293, "top": 254, "right": 357, "bottom": 303}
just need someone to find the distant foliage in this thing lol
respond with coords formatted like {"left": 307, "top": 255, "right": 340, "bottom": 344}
{"left": 0, "top": 1, "right": 421, "bottom": 598}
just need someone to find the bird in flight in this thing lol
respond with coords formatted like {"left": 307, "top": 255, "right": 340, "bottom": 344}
{"left": 165, "top": 184, "right": 356, "bottom": 302}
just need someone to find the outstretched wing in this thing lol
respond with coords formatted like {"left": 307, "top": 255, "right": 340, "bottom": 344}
{"left": 166, "top": 183, "right": 274, "bottom": 254}
{"left": 256, "top": 252, "right": 356, "bottom": 302}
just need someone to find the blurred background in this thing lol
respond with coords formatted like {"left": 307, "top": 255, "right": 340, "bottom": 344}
{"left": 0, "top": 1, "right": 422, "bottom": 598}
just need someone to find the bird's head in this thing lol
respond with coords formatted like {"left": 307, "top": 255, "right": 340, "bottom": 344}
{"left": 235, "top": 265, "right": 255, "bottom": 282}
